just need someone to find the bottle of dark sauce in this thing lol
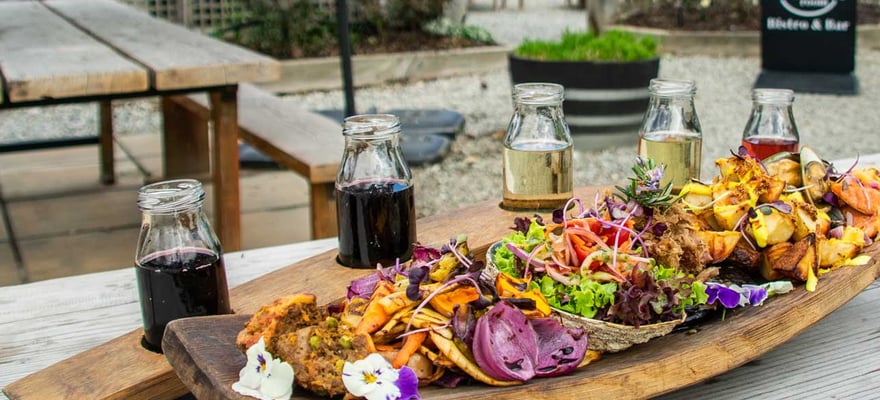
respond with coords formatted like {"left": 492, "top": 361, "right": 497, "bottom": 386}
{"left": 135, "top": 179, "right": 231, "bottom": 352}
{"left": 336, "top": 114, "right": 416, "bottom": 268}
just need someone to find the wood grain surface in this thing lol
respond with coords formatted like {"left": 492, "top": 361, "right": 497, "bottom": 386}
{"left": 7, "top": 186, "right": 877, "bottom": 399}
{"left": 0, "top": 1, "right": 147, "bottom": 102}
{"left": 175, "top": 84, "right": 344, "bottom": 183}
{"left": 43, "top": 0, "right": 279, "bottom": 90}
{"left": 162, "top": 239, "right": 880, "bottom": 399}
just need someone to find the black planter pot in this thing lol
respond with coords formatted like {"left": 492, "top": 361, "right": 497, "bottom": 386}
{"left": 508, "top": 54, "right": 660, "bottom": 134}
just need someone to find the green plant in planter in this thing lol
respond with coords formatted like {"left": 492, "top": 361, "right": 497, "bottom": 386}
{"left": 514, "top": 30, "right": 658, "bottom": 62}
{"left": 506, "top": 9, "right": 662, "bottom": 133}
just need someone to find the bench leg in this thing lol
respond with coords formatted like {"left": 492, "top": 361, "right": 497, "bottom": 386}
{"left": 161, "top": 96, "right": 211, "bottom": 179}
{"left": 209, "top": 86, "right": 242, "bottom": 252}
{"left": 310, "top": 182, "right": 338, "bottom": 239}
{"left": 99, "top": 101, "right": 115, "bottom": 185}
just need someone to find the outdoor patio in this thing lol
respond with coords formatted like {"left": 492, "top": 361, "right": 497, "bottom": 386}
{"left": 0, "top": 132, "right": 312, "bottom": 285}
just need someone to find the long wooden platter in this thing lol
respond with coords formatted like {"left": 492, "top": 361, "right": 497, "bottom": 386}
{"left": 5, "top": 186, "right": 880, "bottom": 399}
{"left": 162, "top": 239, "right": 880, "bottom": 399}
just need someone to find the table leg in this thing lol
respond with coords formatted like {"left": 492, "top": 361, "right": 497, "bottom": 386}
{"left": 209, "top": 86, "right": 242, "bottom": 251}
{"left": 161, "top": 95, "right": 210, "bottom": 179}
{"left": 99, "top": 101, "right": 115, "bottom": 184}
{"left": 310, "top": 182, "right": 338, "bottom": 239}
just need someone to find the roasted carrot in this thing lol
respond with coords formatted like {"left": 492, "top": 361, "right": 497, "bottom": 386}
{"left": 392, "top": 331, "right": 427, "bottom": 369}
{"left": 375, "top": 343, "right": 402, "bottom": 352}
{"left": 354, "top": 281, "right": 396, "bottom": 335}
{"left": 428, "top": 286, "right": 480, "bottom": 317}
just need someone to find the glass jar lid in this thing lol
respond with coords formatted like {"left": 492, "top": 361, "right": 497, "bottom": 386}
{"left": 752, "top": 88, "right": 795, "bottom": 105}
{"left": 513, "top": 82, "right": 565, "bottom": 105}
{"left": 137, "top": 179, "right": 205, "bottom": 212}
{"left": 342, "top": 114, "right": 401, "bottom": 139}
{"left": 649, "top": 79, "right": 697, "bottom": 97}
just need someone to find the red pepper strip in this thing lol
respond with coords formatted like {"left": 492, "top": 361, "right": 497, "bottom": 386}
{"left": 568, "top": 233, "right": 590, "bottom": 266}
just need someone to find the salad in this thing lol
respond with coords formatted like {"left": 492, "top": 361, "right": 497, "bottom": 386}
{"left": 492, "top": 159, "right": 708, "bottom": 328}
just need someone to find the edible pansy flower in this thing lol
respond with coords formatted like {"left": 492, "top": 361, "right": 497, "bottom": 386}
{"left": 232, "top": 337, "right": 294, "bottom": 400}
{"left": 705, "top": 281, "right": 794, "bottom": 309}
{"left": 342, "top": 353, "right": 421, "bottom": 400}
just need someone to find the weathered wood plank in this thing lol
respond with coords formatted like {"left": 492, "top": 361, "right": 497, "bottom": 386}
{"left": 43, "top": 0, "right": 280, "bottom": 90}
{"left": 0, "top": 1, "right": 147, "bottom": 102}
{"left": 210, "top": 86, "right": 242, "bottom": 252}
{"left": 176, "top": 83, "right": 344, "bottom": 183}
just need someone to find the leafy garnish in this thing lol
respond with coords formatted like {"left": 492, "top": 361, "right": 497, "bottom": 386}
{"left": 535, "top": 274, "right": 617, "bottom": 318}
{"left": 605, "top": 264, "right": 706, "bottom": 327}
{"left": 494, "top": 219, "right": 546, "bottom": 277}
{"left": 615, "top": 157, "right": 677, "bottom": 210}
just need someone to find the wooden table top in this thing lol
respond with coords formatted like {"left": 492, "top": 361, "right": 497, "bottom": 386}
{"left": 1, "top": 153, "right": 880, "bottom": 399}
{"left": 0, "top": 0, "right": 279, "bottom": 104}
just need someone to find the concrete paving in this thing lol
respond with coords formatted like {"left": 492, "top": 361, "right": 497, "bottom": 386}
{"left": 0, "top": 134, "right": 313, "bottom": 285}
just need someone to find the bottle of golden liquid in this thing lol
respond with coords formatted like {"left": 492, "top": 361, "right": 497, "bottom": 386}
{"left": 502, "top": 83, "right": 574, "bottom": 210}
{"left": 637, "top": 79, "right": 703, "bottom": 192}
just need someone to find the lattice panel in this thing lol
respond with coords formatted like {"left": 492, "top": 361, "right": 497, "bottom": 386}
{"left": 119, "top": 0, "right": 244, "bottom": 30}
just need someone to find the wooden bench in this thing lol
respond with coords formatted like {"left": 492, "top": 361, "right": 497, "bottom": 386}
{"left": 161, "top": 83, "right": 343, "bottom": 239}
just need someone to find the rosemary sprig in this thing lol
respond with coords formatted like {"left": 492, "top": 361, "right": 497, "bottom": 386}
{"left": 615, "top": 157, "right": 677, "bottom": 209}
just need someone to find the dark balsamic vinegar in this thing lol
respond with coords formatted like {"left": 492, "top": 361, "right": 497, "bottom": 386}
{"left": 336, "top": 179, "right": 416, "bottom": 268}
{"left": 136, "top": 248, "right": 231, "bottom": 352}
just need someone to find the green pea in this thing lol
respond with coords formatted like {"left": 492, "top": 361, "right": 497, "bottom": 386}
{"left": 325, "top": 316, "right": 339, "bottom": 329}
{"left": 338, "top": 335, "right": 352, "bottom": 349}
{"left": 309, "top": 335, "right": 321, "bottom": 350}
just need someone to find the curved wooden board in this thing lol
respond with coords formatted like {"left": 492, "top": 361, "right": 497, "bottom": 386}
{"left": 164, "top": 239, "right": 880, "bottom": 399}
{"left": 7, "top": 185, "right": 878, "bottom": 400}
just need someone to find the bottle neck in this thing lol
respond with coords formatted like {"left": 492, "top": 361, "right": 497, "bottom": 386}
{"left": 641, "top": 94, "right": 701, "bottom": 136}
{"left": 744, "top": 102, "right": 798, "bottom": 139}
{"left": 137, "top": 179, "right": 206, "bottom": 214}
{"left": 337, "top": 115, "right": 411, "bottom": 187}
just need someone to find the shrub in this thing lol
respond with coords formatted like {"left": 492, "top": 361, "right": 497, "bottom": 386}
{"left": 514, "top": 30, "right": 658, "bottom": 62}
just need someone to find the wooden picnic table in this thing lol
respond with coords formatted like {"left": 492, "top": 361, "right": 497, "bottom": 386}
{"left": 0, "top": 0, "right": 281, "bottom": 251}
{"left": 1, "top": 155, "right": 879, "bottom": 399}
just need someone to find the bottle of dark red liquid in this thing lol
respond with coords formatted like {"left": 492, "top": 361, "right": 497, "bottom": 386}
{"left": 134, "top": 179, "right": 231, "bottom": 352}
{"left": 741, "top": 88, "right": 800, "bottom": 160}
{"left": 336, "top": 114, "right": 416, "bottom": 268}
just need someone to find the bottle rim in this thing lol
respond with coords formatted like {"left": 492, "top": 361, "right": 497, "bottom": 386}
{"left": 342, "top": 114, "right": 401, "bottom": 139}
{"left": 137, "top": 179, "right": 205, "bottom": 212}
{"left": 649, "top": 79, "right": 697, "bottom": 97}
{"left": 752, "top": 88, "right": 795, "bottom": 104}
{"left": 513, "top": 82, "right": 565, "bottom": 104}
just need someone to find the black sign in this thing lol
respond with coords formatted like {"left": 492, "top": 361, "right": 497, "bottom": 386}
{"left": 761, "top": 0, "right": 856, "bottom": 73}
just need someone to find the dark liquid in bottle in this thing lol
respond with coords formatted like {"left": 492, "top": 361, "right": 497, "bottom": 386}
{"left": 742, "top": 137, "right": 799, "bottom": 160}
{"left": 336, "top": 179, "right": 416, "bottom": 268}
{"left": 136, "top": 248, "right": 231, "bottom": 352}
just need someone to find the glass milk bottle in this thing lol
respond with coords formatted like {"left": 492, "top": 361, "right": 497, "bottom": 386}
{"left": 502, "top": 82, "right": 574, "bottom": 210}
{"left": 638, "top": 79, "right": 703, "bottom": 192}
{"left": 135, "top": 179, "right": 231, "bottom": 352}
{"left": 741, "top": 88, "right": 800, "bottom": 160}
{"left": 335, "top": 114, "right": 416, "bottom": 269}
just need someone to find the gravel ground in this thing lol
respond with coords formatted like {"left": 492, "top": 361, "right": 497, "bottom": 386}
{"left": 3, "top": 1, "right": 880, "bottom": 220}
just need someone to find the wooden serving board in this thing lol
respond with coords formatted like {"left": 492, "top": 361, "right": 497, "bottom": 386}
{"left": 162, "top": 241, "right": 880, "bottom": 400}
{"left": 5, "top": 186, "right": 880, "bottom": 399}
{"left": 2, "top": 188, "right": 596, "bottom": 399}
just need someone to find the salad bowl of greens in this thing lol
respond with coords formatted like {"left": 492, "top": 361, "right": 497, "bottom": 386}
{"left": 485, "top": 216, "right": 701, "bottom": 353}
{"left": 484, "top": 159, "right": 714, "bottom": 352}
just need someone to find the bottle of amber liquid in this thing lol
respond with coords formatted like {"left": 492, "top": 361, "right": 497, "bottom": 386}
{"left": 502, "top": 82, "right": 573, "bottom": 210}
{"left": 741, "top": 88, "right": 799, "bottom": 160}
{"left": 335, "top": 114, "right": 416, "bottom": 269}
{"left": 637, "top": 79, "right": 703, "bottom": 192}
